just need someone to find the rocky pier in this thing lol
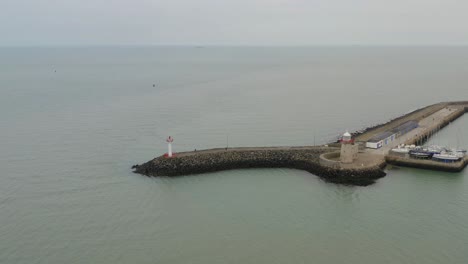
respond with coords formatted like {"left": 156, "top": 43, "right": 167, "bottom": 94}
{"left": 133, "top": 146, "right": 386, "bottom": 186}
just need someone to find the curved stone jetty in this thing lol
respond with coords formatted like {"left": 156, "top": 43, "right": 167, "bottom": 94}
{"left": 133, "top": 101, "right": 467, "bottom": 186}
{"left": 133, "top": 146, "right": 386, "bottom": 186}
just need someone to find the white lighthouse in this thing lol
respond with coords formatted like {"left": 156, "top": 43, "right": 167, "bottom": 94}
{"left": 166, "top": 136, "right": 174, "bottom": 157}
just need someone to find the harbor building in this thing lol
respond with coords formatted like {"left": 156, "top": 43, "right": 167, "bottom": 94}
{"left": 366, "top": 121, "right": 418, "bottom": 149}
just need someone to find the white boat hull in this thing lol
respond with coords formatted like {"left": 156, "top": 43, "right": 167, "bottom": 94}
{"left": 391, "top": 148, "right": 410, "bottom": 154}
{"left": 432, "top": 154, "right": 461, "bottom": 162}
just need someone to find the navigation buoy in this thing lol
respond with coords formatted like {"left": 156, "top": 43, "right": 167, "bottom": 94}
{"left": 166, "top": 136, "right": 174, "bottom": 157}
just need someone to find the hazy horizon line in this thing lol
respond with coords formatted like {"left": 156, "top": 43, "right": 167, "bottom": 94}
{"left": 2, "top": 43, "right": 468, "bottom": 48}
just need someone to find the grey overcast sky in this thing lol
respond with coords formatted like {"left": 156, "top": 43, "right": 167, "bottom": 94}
{"left": 1, "top": 0, "right": 468, "bottom": 46}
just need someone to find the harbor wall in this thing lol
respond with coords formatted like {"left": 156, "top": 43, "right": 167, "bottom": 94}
{"left": 354, "top": 101, "right": 468, "bottom": 143}
{"left": 386, "top": 155, "right": 468, "bottom": 172}
{"left": 133, "top": 148, "right": 386, "bottom": 186}
{"left": 352, "top": 102, "right": 445, "bottom": 140}
{"left": 405, "top": 107, "right": 467, "bottom": 146}
{"left": 319, "top": 152, "right": 341, "bottom": 168}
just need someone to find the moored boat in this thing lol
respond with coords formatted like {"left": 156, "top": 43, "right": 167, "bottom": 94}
{"left": 391, "top": 147, "right": 410, "bottom": 154}
{"left": 432, "top": 152, "right": 461, "bottom": 162}
{"left": 409, "top": 149, "right": 433, "bottom": 159}
{"left": 391, "top": 144, "right": 417, "bottom": 154}
{"left": 450, "top": 148, "right": 467, "bottom": 154}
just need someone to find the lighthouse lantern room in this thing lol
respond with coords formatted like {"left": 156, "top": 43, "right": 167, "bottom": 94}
{"left": 342, "top": 131, "right": 353, "bottom": 144}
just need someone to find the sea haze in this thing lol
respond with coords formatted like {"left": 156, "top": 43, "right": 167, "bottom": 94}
{"left": 1, "top": 46, "right": 468, "bottom": 263}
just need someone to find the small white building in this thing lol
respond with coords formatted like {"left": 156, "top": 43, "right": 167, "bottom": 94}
{"left": 365, "top": 121, "right": 418, "bottom": 149}
{"left": 366, "top": 131, "right": 396, "bottom": 149}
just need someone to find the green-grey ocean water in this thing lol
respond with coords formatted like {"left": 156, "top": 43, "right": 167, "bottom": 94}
{"left": 1, "top": 47, "right": 468, "bottom": 263}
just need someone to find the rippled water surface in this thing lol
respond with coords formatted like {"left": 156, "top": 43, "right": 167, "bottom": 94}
{"left": 1, "top": 47, "right": 468, "bottom": 263}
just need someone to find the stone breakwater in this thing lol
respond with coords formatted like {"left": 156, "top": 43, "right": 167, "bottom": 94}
{"left": 354, "top": 101, "right": 468, "bottom": 143}
{"left": 406, "top": 105, "right": 468, "bottom": 146}
{"left": 133, "top": 102, "right": 468, "bottom": 185}
{"left": 133, "top": 147, "right": 386, "bottom": 186}
{"left": 386, "top": 155, "right": 468, "bottom": 173}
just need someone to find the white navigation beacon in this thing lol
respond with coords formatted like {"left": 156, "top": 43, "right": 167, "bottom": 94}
{"left": 166, "top": 136, "right": 174, "bottom": 157}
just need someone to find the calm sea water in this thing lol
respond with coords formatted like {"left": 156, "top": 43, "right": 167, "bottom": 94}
{"left": 1, "top": 46, "right": 468, "bottom": 263}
